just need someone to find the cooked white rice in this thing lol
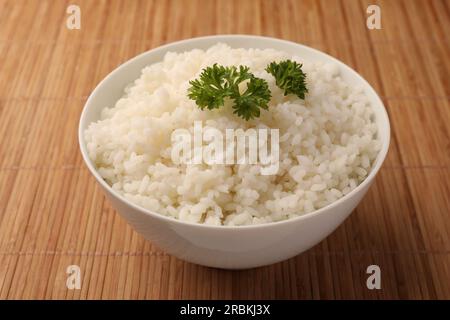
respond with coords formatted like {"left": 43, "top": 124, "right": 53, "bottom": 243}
{"left": 84, "top": 43, "right": 381, "bottom": 226}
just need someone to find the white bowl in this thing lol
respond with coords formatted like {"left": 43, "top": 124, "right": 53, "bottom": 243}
{"left": 79, "top": 35, "right": 390, "bottom": 269}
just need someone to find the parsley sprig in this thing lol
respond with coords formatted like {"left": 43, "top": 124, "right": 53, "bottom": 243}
{"left": 188, "top": 64, "right": 271, "bottom": 120}
{"left": 265, "top": 60, "right": 308, "bottom": 99}
{"left": 187, "top": 60, "right": 307, "bottom": 121}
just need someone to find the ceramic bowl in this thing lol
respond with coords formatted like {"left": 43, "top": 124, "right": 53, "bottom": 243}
{"left": 79, "top": 35, "right": 390, "bottom": 269}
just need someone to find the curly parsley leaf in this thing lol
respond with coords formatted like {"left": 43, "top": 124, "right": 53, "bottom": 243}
{"left": 188, "top": 64, "right": 271, "bottom": 120}
{"left": 265, "top": 60, "right": 308, "bottom": 99}
{"left": 230, "top": 76, "right": 271, "bottom": 120}
{"left": 187, "top": 64, "right": 231, "bottom": 110}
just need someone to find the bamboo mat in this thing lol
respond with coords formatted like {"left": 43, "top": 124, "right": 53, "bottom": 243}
{"left": 0, "top": 0, "right": 449, "bottom": 300}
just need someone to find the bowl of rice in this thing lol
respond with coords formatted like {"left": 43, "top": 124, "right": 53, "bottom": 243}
{"left": 79, "top": 35, "right": 390, "bottom": 269}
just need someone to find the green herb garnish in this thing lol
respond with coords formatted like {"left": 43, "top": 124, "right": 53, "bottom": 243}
{"left": 265, "top": 60, "right": 308, "bottom": 99}
{"left": 188, "top": 64, "right": 271, "bottom": 121}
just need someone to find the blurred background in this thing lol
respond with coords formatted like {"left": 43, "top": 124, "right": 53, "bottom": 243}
{"left": 0, "top": 0, "right": 448, "bottom": 299}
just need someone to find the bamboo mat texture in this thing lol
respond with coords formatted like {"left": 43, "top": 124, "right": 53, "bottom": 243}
{"left": 0, "top": 0, "right": 449, "bottom": 300}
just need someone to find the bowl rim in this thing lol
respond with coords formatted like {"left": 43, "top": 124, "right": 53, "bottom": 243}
{"left": 78, "top": 34, "right": 390, "bottom": 230}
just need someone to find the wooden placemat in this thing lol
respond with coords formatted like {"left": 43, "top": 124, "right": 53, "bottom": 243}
{"left": 0, "top": 0, "right": 449, "bottom": 299}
